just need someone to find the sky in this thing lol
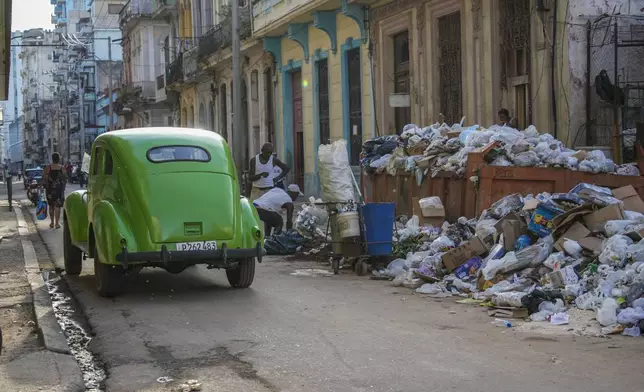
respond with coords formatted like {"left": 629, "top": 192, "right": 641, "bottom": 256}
{"left": 11, "top": 0, "right": 55, "bottom": 32}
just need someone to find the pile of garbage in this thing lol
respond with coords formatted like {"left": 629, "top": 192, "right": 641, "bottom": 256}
{"left": 361, "top": 123, "right": 640, "bottom": 181}
{"left": 374, "top": 183, "right": 644, "bottom": 337}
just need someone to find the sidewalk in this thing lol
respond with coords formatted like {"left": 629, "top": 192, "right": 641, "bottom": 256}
{"left": 0, "top": 201, "right": 84, "bottom": 392}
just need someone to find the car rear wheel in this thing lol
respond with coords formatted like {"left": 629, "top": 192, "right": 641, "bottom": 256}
{"left": 63, "top": 219, "right": 83, "bottom": 276}
{"left": 226, "top": 258, "right": 255, "bottom": 288}
{"left": 94, "top": 252, "right": 125, "bottom": 297}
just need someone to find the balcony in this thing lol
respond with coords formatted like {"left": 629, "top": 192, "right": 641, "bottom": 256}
{"left": 253, "top": 0, "right": 305, "bottom": 34}
{"left": 182, "top": 47, "right": 199, "bottom": 82}
{"left": 165, "top": 54, "right": 183, "bottom": 87}
{"left": 131, "top": 81, "right": 156, "bottom": 100}
{"left": 198, "top": 6, "right": 251, "bottom": 61}
{"left": 120, "top": 0, "right": 178, "bottom": 30}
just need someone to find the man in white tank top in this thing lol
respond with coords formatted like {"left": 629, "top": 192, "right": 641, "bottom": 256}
{"left": 253, "top": 184, "right": 303, "bottom": 236}
{"left": 248, "top": 143, "right": 290, "bottom": 201}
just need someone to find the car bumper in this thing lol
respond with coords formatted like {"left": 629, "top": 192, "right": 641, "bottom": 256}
{"left": 115, "top": 242, "right": 265, "bottom": 268}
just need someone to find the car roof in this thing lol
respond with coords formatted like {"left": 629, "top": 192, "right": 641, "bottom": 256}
{"left": 94, "top": 127, "right": 234, "bottom": 173}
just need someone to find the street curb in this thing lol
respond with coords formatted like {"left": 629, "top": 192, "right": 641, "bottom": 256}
{"left": 14, "top": 206, "right": 72, "bottom": 355}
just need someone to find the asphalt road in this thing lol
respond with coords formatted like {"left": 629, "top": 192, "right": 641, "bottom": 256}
{"left": 6, "top": 182, "right": 644, "bottom": 392}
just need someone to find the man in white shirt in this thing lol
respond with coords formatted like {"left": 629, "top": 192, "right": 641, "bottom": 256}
{"left": 253, "top": 184, "right": 303, "bottom": 236}
{"left": 248, "top": 143, "right": 290, "bottom": 200}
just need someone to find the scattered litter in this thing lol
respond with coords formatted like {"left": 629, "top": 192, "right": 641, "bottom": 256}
{"left": 290, "top": 269, "right": 334, "bottom": 277}
{"left": 157, "top": 376, "right": 174, "bottom": 384}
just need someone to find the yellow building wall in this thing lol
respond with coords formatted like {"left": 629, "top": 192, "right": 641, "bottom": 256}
{"left": 275, "top": 13, "right": 373, "bottom": 195}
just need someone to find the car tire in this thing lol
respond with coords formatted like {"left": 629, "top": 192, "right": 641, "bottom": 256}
{"left": 63, "top": 219, "right": 83, "bottom": 276}
{"left": 94, "top": 252, "right": 125, "bottom": 297}
{"left": 226, "top": 258, "right": 255, "bottom": 288}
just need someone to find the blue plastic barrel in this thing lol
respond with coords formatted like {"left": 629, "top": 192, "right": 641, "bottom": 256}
{"left": 361, "top": 203, "right": 395, "bottom": 256}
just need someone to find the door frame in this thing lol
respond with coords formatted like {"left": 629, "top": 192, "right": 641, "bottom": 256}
{"left": 341, "top": 38, "right": 363, "bottom": 163}
{"left": 280, "top": 59, "right": 303, "bottom": 176}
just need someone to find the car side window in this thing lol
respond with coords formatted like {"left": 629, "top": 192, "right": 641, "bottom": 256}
{"left": 91, "top": 148, "right": 102, "bottom": 176}
{"left": 104, "top": 150, "right": 113, "bottom": 175}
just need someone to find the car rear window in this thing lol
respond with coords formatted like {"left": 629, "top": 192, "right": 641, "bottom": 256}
{"left": 147, "top": 146, "right": 211, "bottom": 163}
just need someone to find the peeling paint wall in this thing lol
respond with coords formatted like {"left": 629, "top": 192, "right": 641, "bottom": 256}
{"left": 567, "top": 0, "right": 644, "bottom": 152}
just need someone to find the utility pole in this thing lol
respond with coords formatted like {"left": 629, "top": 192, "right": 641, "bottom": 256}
{"left": 107, "top": 36, "right": 113, "bottom": 132}
{"left": 232, "top": 0, "right": 243, "bottom": 181}
{"left": 79, "top": 74, "right": 86, "bottom": 159}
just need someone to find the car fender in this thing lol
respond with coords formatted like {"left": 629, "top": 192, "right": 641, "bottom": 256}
{"left": 63, "top": 190, "right": 89, "bottom": 244}
{"left": 92, "top": 201, "right": 138, "bottom": 266}
{"left": 240, "top": 197, "right": 264, "bottom": 248}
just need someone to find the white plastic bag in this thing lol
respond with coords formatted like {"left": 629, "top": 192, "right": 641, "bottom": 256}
{"left": 318, "top": 140, "right": 356, "bottom": 202}
{"left": 416, "top": 283, "right": 444, "bottom": 295}
{"left": 512, "top": 151, "right": 541, "bottom": 167}
{"left": 596, "top": 298, "right": 619, "bottom": 326}
{"left": 383, "top": 259, "right": 408, "bottom": 278}
{"left": 625, "top": 211, "right": 644, "bottom": 222}
{"left": 605, "top": 220, "right": 638, "bottom": 237}
{"left": 544, "top": 252, "right": 565, "bottom": 270}
{"left": 617, "top": 307, "right": 644, "bottom": 325}
{"left": 492, "top": 291, "right": 525, "bottom": 307}
{"left": 418, "top": 196, "right": 443, "bottom": 210}
{"left": 430, "top": 236, "right": 455, "bottom": 253}
{"left": 563, "top": 239, "right": 583, "bottom": 258}
{"left": 599, "top": 235, "right": 633, "bottom": 265}
{"left": 482, "top": 252, "right": 516, "bottom": 280}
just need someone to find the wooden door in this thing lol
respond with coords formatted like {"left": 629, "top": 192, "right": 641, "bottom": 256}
{"left": 438, "top": 12, "right": 462, "bottom": 125}
{"left": 347, "top": 48, "right": 362, "bottom": 166}
{"left": 292, "top": 71, "right": 304, "bottom": 189}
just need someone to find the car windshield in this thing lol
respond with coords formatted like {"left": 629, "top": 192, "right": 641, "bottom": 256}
{"left": 147, "top": 146, "right": 210, "bottom": 163}
{"left": 26, "top": 169, "right": 43, "bottom": 177}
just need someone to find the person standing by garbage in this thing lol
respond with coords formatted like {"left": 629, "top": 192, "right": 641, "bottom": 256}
{"left": 253, "top": 184, "right": 303, "bottom": 236}
{"left": 497, "top": 108, "right": 518, "bottom": 129}
{"left": 248, "top": 143, "right": 290, "bottom": 201}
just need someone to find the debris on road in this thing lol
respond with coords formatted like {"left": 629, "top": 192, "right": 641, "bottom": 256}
{"left": 367, "top": 182, "right": 644, "bottom": 337}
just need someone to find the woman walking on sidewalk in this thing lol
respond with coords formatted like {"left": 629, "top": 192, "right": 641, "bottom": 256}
{"left": 43, "top": 153, "right": 67, "bottom": 229}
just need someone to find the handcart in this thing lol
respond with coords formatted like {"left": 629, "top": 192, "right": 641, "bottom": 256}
{"left": 317, "top": 201, "right": 396, "bottom": 275}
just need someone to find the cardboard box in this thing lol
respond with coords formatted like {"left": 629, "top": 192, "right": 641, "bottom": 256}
{"left": 582, "top": 204, "right": 625, "bottom": 233}
{"left": 554, "top": 221, "right": 591, "bottom": 252}
{"left": 612, "top": 185, "right": 644, "bottom": 214}
{"left": 412, "top": 197, "right": 445, "bottom": 228}
{"left": 528, "top": 204, "right": 560, "bottom": 237}
{"left": 453, "top": 256, "right": 483, "bottom": 280}
{"left": 500, "top": 219, "right": 527, "bottom": 251}
{"left": 488, "top": 307, "right": 529, "bottom": 319}
{"left": 442, "top": 236, "right": 488, "bottom": 272}
{"left": 578, "top": 237, "right": 604, "bottom": 253}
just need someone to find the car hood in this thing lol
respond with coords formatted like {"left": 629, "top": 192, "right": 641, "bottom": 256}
{"left": 144, "top": 172, "right": 236, "bottom": 243}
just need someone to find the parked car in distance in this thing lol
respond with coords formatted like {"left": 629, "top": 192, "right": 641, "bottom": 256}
{"left": 63, "top": 128, "right": 265, "bottom": 297}
{"left": 24, "top": 167, "right": 43, "bottom": 189}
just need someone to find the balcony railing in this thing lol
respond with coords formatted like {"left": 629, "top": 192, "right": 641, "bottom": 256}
{"left": 198, "top": 6, "right": 251, "bottom": 61}
{"left": 131, "top": 81, "right": 156, "bottom": 99}
{"left": 165, "top": 54, "right": 183, "bottom": 86}
{"left": 120, "top": 0, "right": 178, "bottom": 28}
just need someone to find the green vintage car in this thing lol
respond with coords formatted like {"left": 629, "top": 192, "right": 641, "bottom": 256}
{"left": 63, "top": 128, "right": 265, "bottom": 297}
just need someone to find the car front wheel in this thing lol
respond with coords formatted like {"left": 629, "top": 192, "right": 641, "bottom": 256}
{"left": 94, "top": 251, "right": 125, "bottom": 297}
{"left": 63, "top": 219, "right": 83, "bottom": 276}
{"left": 226, "top": 258, "right": 255, "bottom": 288}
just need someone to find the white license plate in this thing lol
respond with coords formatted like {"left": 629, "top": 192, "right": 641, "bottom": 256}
{"left": 175, "top": 241, "right": 218, "bottom": 251}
